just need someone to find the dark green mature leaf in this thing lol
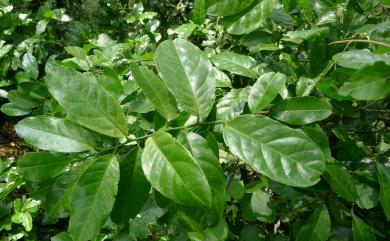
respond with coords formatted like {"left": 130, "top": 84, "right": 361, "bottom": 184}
{"left": 355, "top": 181, "right": 379, "bottom": 210}
{"left": 284, "top": 27, "right": 329, "bottom": 41}
{"left": 45, "top": 161, "right": 92, "bottom": 218}
{"left": 297, "top": 0, "right": 313, "bottom": 22}
{"left": 111, "top": 149, "right": 151, "bottom": 225}
{"left": 251, "top": 189, "right": 274, "bottom": 222}
{"left": 207, "top": 0, "right": 256, "bottom": 16}
{"left": 352, "top": 215, "right": 377, "bottom": 241}
{"left": 332, "top": 49, "right": 390, "bottom": 69}
{"left": 155, "top": 39, "right": 215, "bottom": 119}
{"left": 141, "top": 131, "right": 212, "bottom": 207}
{"left": 223, "top": 115, "right": 326, "bottom": 187}
{"left": 1, "top": 103, "right": 31, "bottom": 116}
{"left": 130, "top": 65, "right": 177, "bottom": 121}
{"left": 224, "top": 0, "right": 275, "bottom": 35}
{"left": 248, "top": 72, "right": 286, "bottom": 113}
{"left": 269, "top": 96, "right": 332, "bottom": 125}
{"left": 69, "top": 154, "right": 119, "bottom": 241}
{"left": 17, "top": 152, "right": 71, "bottom": 182}
{"left": 51, "top": 232, "right": 74, "bottom": 241}
{"left": 22, "top": 52, "right": 39, "bottom": 80}
{"left": 322, "top": 162, "right": 358, "bottom": 202}
{"left": 302, "top": 125, "right": 332, "bottom": 161}
{"left": 296, "top": 205, "right": 331, "bottom": 241}
{"left": 178, "top": 132, "right": 226, "bottom": 217}
{"left": 46, "top": 66, "right": 128, "bottom": 137}
{"left": 7, "top": 90, "right": 41, "bottom": 108}
{"left": 338, "top": 62, "right": 390, "bottom": 100}
{"left": 376, "top": 163, "right": 390, "bottom": 221}
{"left": 211, "top": 52, "right": 260, "bottom": 78}
{"left": 15, "top": 117, "right": 96, "bottom": 152}
{"left": 216, "top": 88, "right": 249, "bottom": 122}
{"left": 192, "top": 0, "right": 206, "bottom": 24}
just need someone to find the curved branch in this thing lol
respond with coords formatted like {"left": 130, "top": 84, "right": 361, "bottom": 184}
{"left": 329, "top": 39, "right": 390, "bottom": 48}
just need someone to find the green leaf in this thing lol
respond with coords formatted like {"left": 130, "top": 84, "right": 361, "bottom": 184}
{"left": 302, "top": 125, "right": 332, "bottom": 161}
{"left": 224, "top": 0, "right": 275, "bottom": 35}
{"left": 110, "top": 149, "right": 151, "bottom": 225}
{"left": 22, "top": 52, "right": 39, "bottom": 80}
{"left": 216, "top": 88, "right": 249, "bottom": 122}
{"left": 141, "top": 131, "right": 212, "bottom": 207}
{"left": 178, "top": 132, "right": 226, "bottom": 217}
{"left": 322, "top": 162, "right": 358, "bottom": 202}
{"left": 7, "top": 90, "right": 41, "bottom": 108}
{"left": 284, "top": 27, "right": 329, "bottom": 41}
{"left": 0, "top": 44, "right": 13, "bottom": 59}
{"left": 355, "top": 181, "right": 379, "bottom": 210}
{"left": 214, "top": 68, "right": 232, "bottom": 87}
{"left": 45, "top": 65, "right": 128, "bottom": 137}
{"left": 15, "top": 117, "right": 96, "bottom": 152}
{"left": 69, "top": 154, "right": 119, "bottom": 241}
{"left": 45, "top": 161, "right": 92, "bottom": 218}
{"left": 192, "top": 0, "right": 206, "bottom": 24}
{"left": 229, "top": 180, "right": 245, "bottom": 200}
{"left": 251, "top": 189, "right": 274, "bottom": 222}
{"left": 51, "top": 232, "right": 74, "bottom": 241}
{"left": 248, "top": 72, "right": 286, "bottom": 112}
{"left": 17, "top": 152, "right": 71, "bottom": 182}
{"left": 155, "top": 39, "right": 215, "bottom": 119}
{"left": 130, "top": 65, "right": 177, "bottom": 121}
{"left": 11, "top": 212, "right": 33, "bottom": 232}
{"left": 269, "top": 96, "right": 332, "bottom": 125}
{"left": 1, "top": 103, "right": 31, "bottom": 116}
{"left": 223, "top": 115, "right": 326, "bottom": 187}
{"left": 352, "top": 215, "right": 377, "bottom": 241}
{"left": 207, "top": 0, "right": 256, "bottom": 16}
{"left": 332, "top": 49, "right": 390, "bottom": 69}
{"left": 338, "top": 62, "right": 390, "bottom": 100}
{"left": 297, "top": 0, "right": 313, "bottom": 22}
{"left": 376, "top": 163, "right": 390, "bottom": 221}
{"left": 296, "top": 205, "right": 331, "bottom": 241}
{"left": 211, "top": 52, "right": 260, "bottom": 78}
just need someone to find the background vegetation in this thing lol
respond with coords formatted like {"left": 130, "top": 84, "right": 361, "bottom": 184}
{"left": 0, "top": 0, "right": 389, "bottom": 240}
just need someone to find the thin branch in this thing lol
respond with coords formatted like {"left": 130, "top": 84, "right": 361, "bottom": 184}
{"left": 329, "top": 39, "right": 390, "bottom": 48}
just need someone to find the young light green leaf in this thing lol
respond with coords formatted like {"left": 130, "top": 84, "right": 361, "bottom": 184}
{"left": 224, "top": 0, "right": 275, "bottom": 35}
{"left": 45, "top": 65, "right": 128, "bottom": 137}
{"left": 110, "top": 149, "right": 151, "bottom": 225}
{"left": 352, "top": 215, "right": 377, "bottom": 241}
{"left": 248, "top": 72, "right": 286, "bottom": 112}
{"left": 207, "top": 0, "right": 256, "bottom": 17}
{"left": 15, "top": 117, "right": 96, "bottom": 152}
{"left": 17, "top": 152, "right": 71, "bottom": 182}
{"left": 269, "top": 96, "right": 332, "bottom": 125}
{"left": 69, "top": 155, "right": 119, "bottom": 241}
{"left": 141, "top": 131, "right": 212, "bottom": 207}
{"left": 376, "top": 163, "right": 390, "bottom": 221}
{"left": 296, "top": 205, "right": 331, "bottom": 241}
{"left": 223, "top": 115, "right": 326, "bottom": 187}
{"left": 155, "top": 39, "right": 215, "bottom": 119}
{"left": 211, "top": 52, "right": 260, "bottom": 78}
{"left": 130, "top": 65, "right": 177, "bottom": 121}
{"left": 1, "top": 103, "right": 31, "bottom": 116}
{"left": 338, "top": 62, "right": 390, "bottom": 100}
{"left": 251, "top": 189, "right": 274, "bottom": 222}
{"left": 322, "top": 162, "right": 358, "bottom": 202}
{"left": 332, "top": 49, "right": 390, "bottom": 69}
{"left": 22, "top": 52, "right": 39, "bottom": 80}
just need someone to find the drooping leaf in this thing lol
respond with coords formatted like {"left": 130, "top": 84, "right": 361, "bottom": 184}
{"left": 332, "top": 49, "right": 390, "bottom": 69}
{"left": 296, "top": 205, "right": 331, "bottom": 241}
{"left": 69, "top": 155, "right": 119, "bottom": 241}
{"left": 207, "top": 0, "right": 256, "bottom": 17}
{"left": 15, "top": 117, "right": 96, "bottom": 152}
{"left": 322, "top": 162, "right": 358, "bottom": 202}
{"left": 45, "top": 161, "right": 92, "bottom": 218}
{"left": 223, "top": 115, "right": 326, "bottom": 187}
{"left": 130, "top": 65, "right": 177, "bottom": 121}
{"left": 338, "top": 62, "right": 390, "bottom": 100}
{"left": 376, "top": 163, "right": 390, "bottom": 221}
{"left": 155, "top": 39, "right": 215, "bottom": 119}
{"left": 45, "top": 65, "right": 128, "bottom": 137}
{"left": 141, "top": 131, "right": 212, "bottom": 207}
{"left": 110, "top": 149, "right": 151, "bottom": 225}
{"left": 352, "top": 215, "right": 377, "bottom": 241}
{"left": 251, "top": 189, "right": 274, "bottom": 222}
{"left": 17, "top": 152, "right": 71, "bottom": 182}
{"left": 211, "top": 52, "right": 260, "bottom": 78}
{"left": 269, "top": 96, "right": 333, "bottom": 125}
{"left": 224, "top": 0, "right": 275, "bottom": 35}
{"left": 1, "top": 103, "right": 31, "bottom": 116}
{"left": 22, "top": 52, "right": 39, "bottom": 80}
{"left": 248, "top": 72, "right": 286, "bottom": 112}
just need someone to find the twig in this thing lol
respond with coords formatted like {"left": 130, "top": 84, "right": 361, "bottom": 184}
{"left": 329, "top": 39, "right": 390, "bottom": 48}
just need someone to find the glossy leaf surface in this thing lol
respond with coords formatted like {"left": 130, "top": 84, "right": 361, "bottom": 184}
{"left": 207, "top": 0, "right": 256, "bottom": 16}
{"left": 211, "top": 52, "right": 259, "bottom": 78}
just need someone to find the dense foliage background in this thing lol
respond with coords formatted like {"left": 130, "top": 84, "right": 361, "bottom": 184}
{"left": 0, "top": 0, "right": 389, "bottom": 240}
